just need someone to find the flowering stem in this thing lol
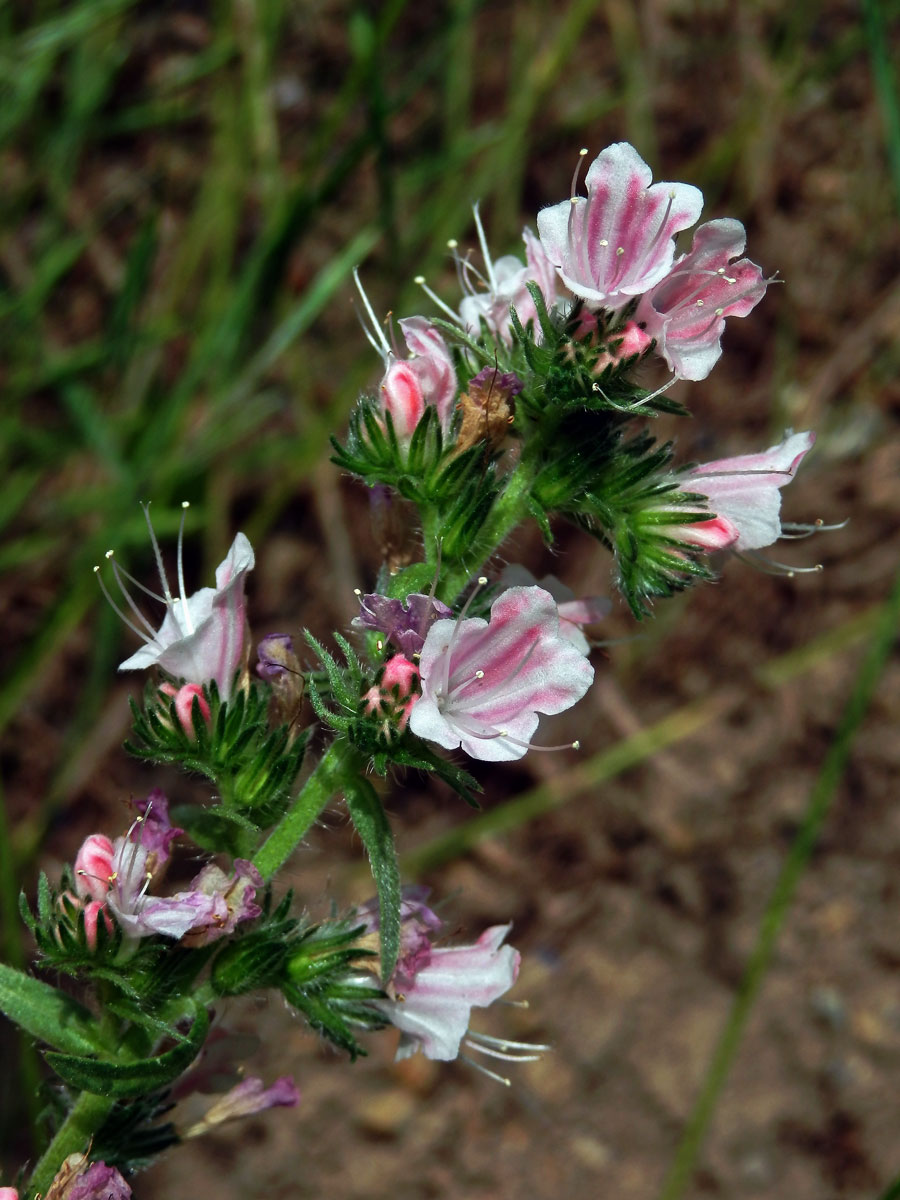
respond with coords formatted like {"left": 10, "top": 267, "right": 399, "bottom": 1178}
{"left": 436, "top": 454, "right": 539, "bottom": 603}
{"left": 252, "top": 739, "right": 364, "bottom": 881}
{"left": 28, "top": 1091, "right": 116, "bottom": 1197}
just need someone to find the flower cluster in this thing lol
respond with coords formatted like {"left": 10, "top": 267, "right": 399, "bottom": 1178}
{"left": 3, "top": 139, "right": 834, "bottom": 1197}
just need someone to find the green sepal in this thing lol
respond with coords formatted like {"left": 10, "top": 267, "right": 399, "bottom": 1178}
{"left": 343, "top": 777, "right": 402, "bottom": 981}
{"left": 125, "top": 682, "right": 308, "bottom": 829}
{"left": 0, "top": 962, "right": 102, "bottom": 1056}
{"left": 371, "top": 742, "right": 482, "bottom": 808}
{"left": 44, "top": 1004, "right": 209, "bottom": 1100}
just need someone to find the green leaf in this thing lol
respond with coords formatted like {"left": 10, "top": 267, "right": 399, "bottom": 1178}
{"left": 45, "top": 1004, "right": 209, "bottom": 1099}
{"left": 0, "top": 962, "right": 101, "bottom": 1056}
{"left": 343, "top": 777, "right": 401, "bottom": 981}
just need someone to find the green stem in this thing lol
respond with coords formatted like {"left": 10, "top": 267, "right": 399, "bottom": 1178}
{"left": 437, "top": 454, "right": 539, "bottom": 603}
{"left": 657, "top": 562, "right": 900, "bottom": 1200}
{"left": 252, "top": 739, "right": 363, "bottom": 881}
{"left": 29, "top": 1091, "right": 116, "bottom": 1197}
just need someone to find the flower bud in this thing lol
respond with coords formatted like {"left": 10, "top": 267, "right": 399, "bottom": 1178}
{"left": 160, "top": 682, "right": 211, "bottom": 738}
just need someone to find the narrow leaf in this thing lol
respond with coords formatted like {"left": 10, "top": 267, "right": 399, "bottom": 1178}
{"left": 45, "top": 1004, "right": 209, "bottom": 1099}
{"left": 344, "top": 777, "right": 401, "bottom": 981}
{"left": 0, "top": 962, "right": 101, "bottom": 1056}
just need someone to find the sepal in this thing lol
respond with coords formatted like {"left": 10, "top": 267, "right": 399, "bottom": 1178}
{"left": 125, "top": 681, "right": 308, "bottom": 832}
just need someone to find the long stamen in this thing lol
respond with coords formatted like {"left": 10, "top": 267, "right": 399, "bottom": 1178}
{"left": 569, "top": 147, "right": 588, "bottom": 200}
{"left": 458, "top": 1053, "right": 512, "bottom": 1087}
{"left": 779, "top": 518, "right": 848, "bottom": 539}
{"left": 467, "top": 1030, "right": 552, "bottom": 1053}
{"left": 472, "top": 203, "right": 497, "bottom": 292}
{"left": 141, "top": 502, "right": 174, "bottom": 607}
{"left": 176, "top": 502, "right": 195, "bottom": 635}
{"left": 106, "top": 554, "right": 160, "bottom": 640}
{"left": 107, "top": 555, "right": 167, "bottom": 606}
{"left": 94, "top": 565, "right": 155, "bottom": 644}
{"left": 414, "top": 275, "right": 462, "bottom": 324}
{"left": 734, "top": 551, "right": 824, "bottom": 577}
{"left": 352, "top": 268, "right": 392, "bottom": 361}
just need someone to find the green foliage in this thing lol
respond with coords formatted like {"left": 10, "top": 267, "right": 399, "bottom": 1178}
{"left": 343, "top": 777, "right": 402, "bottom": 981}
{"left": 125, "top": 682, "right": 309, "bottom": 838}
{"left": 44, "top": 1005, "right": 209, "bottom": 1100}
{"left": 282, "top": 920, "right": 384, "bottom": 1060}
{"left": 0, "top": 962, "right": 102, "bottom": 1057}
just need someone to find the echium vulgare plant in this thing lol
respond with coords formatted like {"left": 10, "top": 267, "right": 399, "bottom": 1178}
{"left": 2, "top": 142, "right": 837, "bottom": 1197}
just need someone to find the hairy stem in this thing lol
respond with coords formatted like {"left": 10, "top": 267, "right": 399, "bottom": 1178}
{"left": 29, "top": 1091, "right": 116, "bottom": 1197}
{"left": 436, "top": 453, "right": 539, "bottom": 603}
{"left": 252, "top": 739, "right": 363, "bottom": 881}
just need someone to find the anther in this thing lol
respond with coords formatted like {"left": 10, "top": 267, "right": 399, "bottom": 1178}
{"left": 376, "top": 639, "right": 384, "bottom": 652}
{"left": 475, "top": 670, "right": 484, "bottom": 680}
{"left": 413, "top": 275, "right": 425, "bottom": 285}
{"left": 616, "top": 246, "right": 625, "bottom": 255}
{"left": 598, "top": 238, "right": 608, "bottom": 247}
{"left": 447, "top": 239, "right": 458, "bottom": 250}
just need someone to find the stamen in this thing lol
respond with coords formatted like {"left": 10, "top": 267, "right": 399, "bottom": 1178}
{"left": 106, "top": 556, "right": 160, "bottom": 640}
{"left": 94, "top": 566, "right": 154, "bottom": 644}
{"left": 414, "top": 275, "right": 462, "bottom": 324}
{"left": 177, "top": 502, "right": 194, "bottom": 635}
{"left": 735, "top": 551, "right": 824, "bottom": 577}
{"left": 472, "top": 202, "right": 497, "bottom": 292}
{"left": 141, "top": 502, "right": 175, "bottom": 609}
{"left": 352, "top": 268, "right": 391, "bottom": 361}
{"left": 459, "top": 1053, "right": 511, "bottom": 1087}
{"left": 569, "top": 147, "right": 589, "bottom": 200}
{"left": 468, "top": 1030, "right": 551, "bottom": 1052}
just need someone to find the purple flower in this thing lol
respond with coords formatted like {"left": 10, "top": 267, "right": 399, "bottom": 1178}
{"left": 355, "top": 885, "right": 443, "bottom": 991}
{"left": 256, "top": 632, "right": 296, "bottom": 679}
{"left": 104, "top": 505, "right": 254, "bottom": 701}
{"left": 636, "top": 218, "right": 769, "bottom": 380}
{"left": 38, "top": 1155, "right": 130, "bottom": 1200}
{"left": 183, "top": 1074, "right": 299, "bottom": 1138}
{"left": 354, "top": 591, "right": 452, "bottom": 658}
{"left": 132, "top": 788, "right": 182, "bottom": 866}
{"left": 100, "top": 825, "right": 261, "bottom": 943}
{"left": 374, "top": 922, "right": 522, "bottom": 1062}
{"left": 67, "top": 1162, "right": 131, "bottom": 1200}
{"left": 408, "top": 585, "right": 594, "bottom": 761}
{"left": 537, "top": 142, "right": 703, "bottom": 309}
{"left": 458, "top": 217, "right": 559, "bottom": 343}
{"left": 673, "top": 431, "right": 816, "bottom": 552}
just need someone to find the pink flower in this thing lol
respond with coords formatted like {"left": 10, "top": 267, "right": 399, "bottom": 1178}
{"left": 378, "top": 317, "right": 457, "bottom": 441}
{"left": 103, "top": 505, "right": 254, "bottom": 701}
{"left": 371, "top": 910, "right": 522, "bottom": 1062}
{"left": 82, "top": 814, "right": 260, "bottom": 942}
{"left": 499, "top": 568, "right": 609, "bottom": 655}
{"left": 354, "top": 270, "right": 457, "bottom": 443}
{"left": 537, "top": 142, "right": 703, "bottom": 309}
{"left": 673, "top": 431, "right": 816, "bottom": 552}
{"left": 181, "top": 860, "right": 263, "bottom": 946}
{"left": 636, "top": 218, "right": 769, "bottom": 380}
{"left": 0, "top": 1189, "right": 17, "bottom": 1199}
{"left": 408, "top": 585, "right": 594, "bottom": 761}
{"left": 458, "top": 220, "right": 559, "bottom": 343}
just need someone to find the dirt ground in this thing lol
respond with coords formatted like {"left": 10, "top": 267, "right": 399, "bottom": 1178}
{"left": 3, "top": 2, "right": 900, "bottom": 1198}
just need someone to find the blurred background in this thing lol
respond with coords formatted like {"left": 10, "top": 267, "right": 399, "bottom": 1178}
{"left": 2, "top": 1, "right": 899, "bottom": 1197}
